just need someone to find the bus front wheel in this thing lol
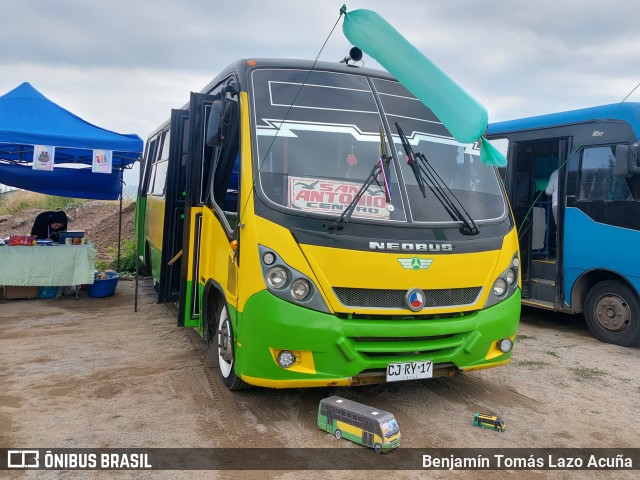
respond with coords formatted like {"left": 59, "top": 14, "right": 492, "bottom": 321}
{"left": 374, "top": 444, "right": 382, "bottom": 454}
{"left": 584, "top": 280, "right": 640, "bottom": 347}
{"left": 213, "top": 302, "right": 248, "bottom": 390}
{"left": 334, "top": 429, "right": 342, "bottom": 439}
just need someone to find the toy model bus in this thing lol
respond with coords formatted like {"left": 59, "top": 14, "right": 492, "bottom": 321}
{"left": 317, "top": 396, "right": 400, "bottom": 453}
{"left": 473, "top": 412, "right": 505, "bottom": 432}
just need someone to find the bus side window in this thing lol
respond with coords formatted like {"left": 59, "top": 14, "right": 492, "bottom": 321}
{"left": 144, "top": 137, "right": 159, "bottom": 195}
{"left": 147, "top": 130, "right": 170, "bottom": 197}
{"left": 151, "top": 160, "right": 168, "bottom": 196}
{"left": 578, "top": 146, "right": 633, "bottom": 201}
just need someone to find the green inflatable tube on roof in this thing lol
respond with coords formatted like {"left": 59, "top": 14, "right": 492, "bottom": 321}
{"left": 341, "top": 6, "right": 506, "bottom": 167}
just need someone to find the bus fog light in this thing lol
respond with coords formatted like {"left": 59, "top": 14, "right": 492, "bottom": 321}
{"left": 493, "top": 278, "right": 507, "bottom": 297}
{"left": 266, "top": 266, "right": 288, "bottom": 289}
{"left": 506, "top": 268, "right": 516, "bottom": 285}
{"left": 262, "top": 251, "right": 276, "bottom": 265}
{"left": 277, "top": 350, "right": 296, "bottom": 368}
{"left": 498, "top": 338, "right": 513, "bottom": 353}
{"left": 291, "top": 279, "right": 311, "bottom": 301}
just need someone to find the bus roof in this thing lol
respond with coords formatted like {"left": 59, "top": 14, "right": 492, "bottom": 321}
{"left": 487, "top": 102, "right": 640, "bottom": 139}
{"left": 320, "top": 396, "right": 394, "bottom": 420}
{"left": 146, "top": 58, "right": 396, "bottom": 139}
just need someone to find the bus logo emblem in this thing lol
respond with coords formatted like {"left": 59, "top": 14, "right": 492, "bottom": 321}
{"left": 405, "top": 288, "right": 426, "bottom": 311}
{"left": 398, "top": 257, "right": 433, "bottom": 270}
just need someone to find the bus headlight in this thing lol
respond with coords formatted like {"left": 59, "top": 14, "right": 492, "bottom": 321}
{"left": 266, "top": 266, "right": 288, "bottom": 289}
{"left": 493, "top": 278, "right": 507, "bottom": 297}
{"left": 277, "top": 350, "right": 296, "bottom": 368}
{"left": 262, "top": 251, "right": 276, "bottom": 265}
{"left": 498, "top": 338, "right": 513, "bottom": 353}
{"left": 485, "top": 252, "right": 520, "bottom": 308}
{"left": 258, "top": 245, "right": 330, "bottom": 313}
{"left": 291, "top": 279, "right": 311, "bottom": 301}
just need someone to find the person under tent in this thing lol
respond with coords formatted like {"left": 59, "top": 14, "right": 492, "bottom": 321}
{"left": 31, "top": 210, "right": 68, "bottom": 242}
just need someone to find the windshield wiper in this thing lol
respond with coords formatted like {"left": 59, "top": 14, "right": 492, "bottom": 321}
{"left": 330, "top": 127, "right": 392, "bottom": 231}
{"left": 395, "top": 122, "right": 479, "bottom": 236}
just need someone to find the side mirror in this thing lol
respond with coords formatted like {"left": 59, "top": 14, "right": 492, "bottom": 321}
{"left": 206, "top": 96, "right": 224, "bottom": 147}
{"left": 614, "top": 144, "right": 630, "bottom": 177}
{"left": 206, "top": 82, "right": 239, "bottom": 148}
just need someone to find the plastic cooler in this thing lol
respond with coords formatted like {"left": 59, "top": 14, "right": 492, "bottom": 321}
{"left": 87, "top": 271, "right": 119, "bottom": 298}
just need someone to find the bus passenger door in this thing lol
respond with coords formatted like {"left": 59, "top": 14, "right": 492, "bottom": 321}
{"left": 158, "top": 109, "right": 189, "bottom": 303}
{"left": 508, "top": 143, "right": 534, "bottom": 299}
{"left": 136, "top": 138, "right": 157, "bottom": 274}
{"left": 362, "top": 419, "right": 375, "bottom": 446}
{"left": 511, "top": 139, "right": 567, "bottom": 309}
{"left": 178, "top": 92, "right": 218, "bottom": 327}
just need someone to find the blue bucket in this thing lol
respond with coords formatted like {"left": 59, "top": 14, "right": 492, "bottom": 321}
{"left": 87, "top": 272, "right": 119, "bottom": 298}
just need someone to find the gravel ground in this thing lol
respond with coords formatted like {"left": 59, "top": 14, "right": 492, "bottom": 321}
{"left": 1, "top": 279, "right": 639, "bottom": 479}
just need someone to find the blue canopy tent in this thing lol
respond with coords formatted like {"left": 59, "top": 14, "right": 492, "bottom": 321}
{"left": 0, "top": 82, "right": 142, "bottom": 200}
{"left": 0, "top": 82, "right": 144, "bottom": 271}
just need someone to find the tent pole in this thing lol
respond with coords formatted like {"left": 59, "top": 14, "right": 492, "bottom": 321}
{"left": 117, "top": 168, "right": 123, "bottom": 272}
{"left": 134, "top": 158, "right": 142, "bottom": 313}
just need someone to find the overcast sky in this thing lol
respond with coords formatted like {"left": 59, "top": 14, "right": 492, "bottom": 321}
{"left": 2, "top": 0, "right": 639, "bottom": 185}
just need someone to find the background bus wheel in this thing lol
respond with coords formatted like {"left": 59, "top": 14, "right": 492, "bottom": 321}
{"left": 374, "top": 443, "right": 382, "bottom": 454}
{"left": 334, "top": 429, "right": 342, "bottom": 439}
{"left": 215, "top": 303, "right": 248, "bottom": 390}
{"left": 584, "top": 281, "right": 640, "bottom": 347}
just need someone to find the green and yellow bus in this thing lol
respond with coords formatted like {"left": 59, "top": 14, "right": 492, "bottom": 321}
{"left": 473, "top": 412, "right": 505, "bottom": 432}
{"left": 137, "top": 58, "right": 521, "bottom": 390}
{"left": 318, "top": 396, "right": 400, "bottom": 453}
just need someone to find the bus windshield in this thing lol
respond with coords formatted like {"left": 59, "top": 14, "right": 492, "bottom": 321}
{"left": 252, "top": 68, "right": 506, "bottom": 224}
{"left": 380, "top": 416, "right": 399, "bottom": 437}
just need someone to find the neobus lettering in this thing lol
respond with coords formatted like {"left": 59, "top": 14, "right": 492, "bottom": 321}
{"left": 369, "top": 242, "right": 453, "bottom": 252}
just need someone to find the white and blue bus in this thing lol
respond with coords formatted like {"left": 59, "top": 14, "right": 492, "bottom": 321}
{"left": 488, "top": 103, "right": 640, "bottom": 346}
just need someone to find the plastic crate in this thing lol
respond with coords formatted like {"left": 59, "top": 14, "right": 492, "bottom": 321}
{"left": 37, "top": 286, "right": 61, "bottom": 299}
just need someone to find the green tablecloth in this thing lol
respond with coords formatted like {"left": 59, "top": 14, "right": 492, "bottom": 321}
{"left": 0, "top": 243, "right": 96, "bottom": 286}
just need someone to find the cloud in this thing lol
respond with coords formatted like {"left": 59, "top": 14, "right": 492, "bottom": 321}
{"left": 2, "top": 0, "right": 640, "bottom": 187}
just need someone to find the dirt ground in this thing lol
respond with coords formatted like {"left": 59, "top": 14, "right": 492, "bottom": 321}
{"left": 0, "top": 279, "right": 639, "bottom": 479}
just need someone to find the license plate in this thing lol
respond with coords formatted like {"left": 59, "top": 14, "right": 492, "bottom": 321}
{"left": 386, "top": 360, "right": 433, "bottom": 382}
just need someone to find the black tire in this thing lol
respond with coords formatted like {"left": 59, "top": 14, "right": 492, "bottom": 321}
{"left": 374, "top": 443, "right": 382, "bottom": 454}
{"left": 206, "top": 301, "right": 248, "bottom": 390}
{"left": 584, "top": 280, "right": 640, "bottom": 347}
{"left": 334, "top": 429, "right": 342, "bottom": 439}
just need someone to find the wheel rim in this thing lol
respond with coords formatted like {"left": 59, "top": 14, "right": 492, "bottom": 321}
{"left": 594, "top": 293, "right": 631, "bottom": 333}
{"left": 217, "top": 307, "right": 233, "bottom": 378}
{"left": 335, "top": 430, "right": 341, "bottom": 439}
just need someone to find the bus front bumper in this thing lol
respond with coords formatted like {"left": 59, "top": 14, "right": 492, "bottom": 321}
{"left": 233, "top": 290, "right": 520, "bottom": 388}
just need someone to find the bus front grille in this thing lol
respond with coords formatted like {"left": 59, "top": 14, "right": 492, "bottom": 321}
{"left": 333, "top": 286, "right": 482, "bottom": 310}
{"left": 349, "top": 333, "right": 464, "bottom": 358}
